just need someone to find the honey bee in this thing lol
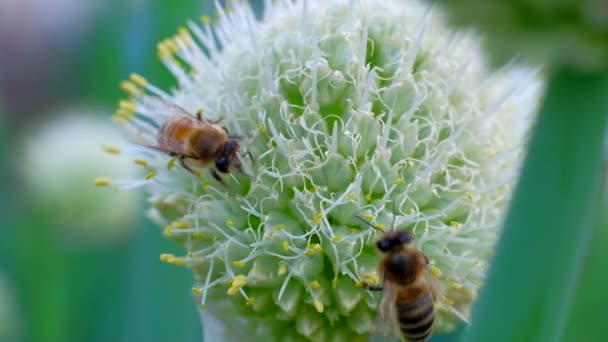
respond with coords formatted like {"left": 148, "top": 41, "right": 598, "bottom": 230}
{"left": 358, "top": 217, "right": 436, "bottom": 342}
{"left": 135, "top": 97, "right": 247, "bottom": 185}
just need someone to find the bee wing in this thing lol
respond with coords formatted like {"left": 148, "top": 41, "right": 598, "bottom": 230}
{"left": 369, "top": 280, "right": 401, "bottom": 338}
{"left": 424, "top": 270, "right": 471, "bottom": 325}
{"left": 123, "top": 120, "right": 187, "bottom": 156}
{"left": 140, "top": 96, "right": 194, "bottom": 119}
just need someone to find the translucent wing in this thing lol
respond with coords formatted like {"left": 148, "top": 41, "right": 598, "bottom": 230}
{"left": 140, "top": 96, "right": 194, "bottom": 120}
{"left": 369, "top": 279, "right": 401, "bottom": 339}
{"left": 424, "top": 269, "right": 471, "bottom": 325}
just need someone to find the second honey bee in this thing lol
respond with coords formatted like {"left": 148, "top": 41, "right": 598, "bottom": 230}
{"left": 137, "top": 97, "right": 246, "bottom": 185}
{"left": 359, "top": 219, "right": 436, "bottom": 341}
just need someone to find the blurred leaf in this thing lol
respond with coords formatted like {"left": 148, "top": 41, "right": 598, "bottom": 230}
{"left": 122, "top": 223, "right": 201, "bottom": 342}
{"left": 562, "top": 191, "right": 608, "bottom": 341}
{"left": 463, "top": 69, "right": 608, "bottom": 341}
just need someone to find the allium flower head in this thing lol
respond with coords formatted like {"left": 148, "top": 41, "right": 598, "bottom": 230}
{"left": 105, "top": 0, "right": 540, "bottom": 340}
{"left": 23, "top": 112, "right": 140, "bottom": 243}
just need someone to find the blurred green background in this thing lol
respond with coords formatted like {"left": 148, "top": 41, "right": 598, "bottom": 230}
{"left": 0, "top": 1, "right": 260, "bottom": 341}
{"left": 0, "top": 1, "right": 606, "bottom": 342}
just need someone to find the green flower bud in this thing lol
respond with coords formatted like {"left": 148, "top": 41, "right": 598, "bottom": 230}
{"left": 23, "top": 111, "right": 140, "bottom": 244}
{"left": 106, "top": 0, "right": 541, "bottom": 340}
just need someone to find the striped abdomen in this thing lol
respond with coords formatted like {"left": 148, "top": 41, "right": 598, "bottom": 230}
{"left": 396, "top": 292, "right": 435, "bottom": 342}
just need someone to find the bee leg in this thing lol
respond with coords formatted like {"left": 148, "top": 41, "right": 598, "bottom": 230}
{"left": 211, "top": 169, "right": 228, "bottom": 187}
{"left": 361, "top": 282, "right": 384, "bottom": 291}
{"left": 196, "top": 109, "right": 223, "bottom": 124}
{"left": 179, "top": 156, "right": 196, "bottom": 174}
{"left": 366, "top": 285, "right": 384, "bottom": 292}
{"left": 243, "top": 151, "right": 254, "bottom": 165}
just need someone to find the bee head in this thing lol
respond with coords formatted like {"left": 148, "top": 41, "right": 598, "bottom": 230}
{"left": 216, "top": 139, "right": 241, "bottom": 173}
{"left": 376, "top": 231, "right": 412, "bottom": 252}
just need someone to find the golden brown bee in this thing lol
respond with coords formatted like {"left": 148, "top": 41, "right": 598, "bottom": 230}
{"left": 136, "top": 97, "right": 246, "bottom": 185}
{"left": 359, "top": 218, "right": 436, "bottom": 342}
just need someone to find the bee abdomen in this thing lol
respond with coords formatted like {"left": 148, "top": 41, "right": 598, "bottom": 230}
{"left": 397, "top": 292, "right": 435, "bottom": 342}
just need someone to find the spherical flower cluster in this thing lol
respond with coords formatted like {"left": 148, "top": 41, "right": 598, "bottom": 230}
{"left": 432, "top": 0, "right": 608, "bottom": 70}
{"left": 23, "top": 112, "right": 140, "bottom": 244}
{"left": 102, "top": 0, "right": 541, "bottom": 340}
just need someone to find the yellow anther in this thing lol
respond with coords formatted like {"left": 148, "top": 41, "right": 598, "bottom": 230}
{"left": 304, "top": 244, "right": 323, "bottom": 256}
{"left": 331, "top": 236, "right": 343, "bottom": 242}
{"left": 157, "top": 42, "right": 172, "bottom": 59}
{"left": 274, "top": 224, "right": 286, "bottom": 230}
{"left": 192, "top": 232, "right": 204, "bottom": 239}
{"left": 160, "top": 253, "right": 175, "bottom": 262}
{"left": 133, "top": 159, "right": 148, "bottom": 166}
{"left": 365, "top": 193, "right": 372, "bottom": 201}
{"left": 166, "top": 257, "right": 186, "bottom": 266}
{"left": 227, "top": 275, "right": 247, "bottom": 295}
{"left": 187, "top": 251, "right": 194, "bottom": 258}
{"left": 171, "top": 220, "right": 189, "bottom": 229}
{"left": 310, "top": 281, "right": 321, "bottom": 289}
{"left": 312, "top": 213, "right": 324, "bottom": 224}
{"left": 277, "top": 265, "right": 287, "bottom": 276}
{"left": 313, "top": 300, "right": 324, "bottom": 313}
{"left": 145, "top": 172, "right": 157, "bottom": 180}
{"left": 282, "top": 241, "right": 289, "bottom": 251}
{"left": 93, "top": 177, "right": 112, "bottom": 186}
{"left": 178, "top": 27, "right": 191, "bottom": 44}
{"left": 233, "top": 261, "right": 245, "bottom": 267}
{"left": 167, "top": 157, "right": 177, "bottom": 170}
{"left": 473, "top": 260, "right": 481, "bottom": 265}
{"left": 231, "top": 275, "right": 248, "bottom": 287}
{"left": 355, "top": 281, "right": 365, "bottom": 288}
{"left": 120, "top": 81, "right": 141, "bottom": 96}
{"left": 346, "top": 193, "right": 356, "bottom": 201}
{"left": 200, "top": 303, "right": 207, "bottom": 309}
{"left": 245, "top": 297, "right": 255, "bottom": 306}
{"left": 450, "top": 221, "right": 461, "bottom": 229}
{"left": 193, "top": 170, "right": 204, "bottom": 178}
{"left": 430, "top": 265, "right": 442, "bottom": 277}
{"left": 226, "top": 220, "right": 234, "bottom": 227}
{"left": 130, "top": 73, "right": 147, "bottom": 87}
{"left": 393, "top": 177, "right": 404, "bottom": 185}
{"left": 449, "top": 282, "right": 463, "bottom": 290}
{"left": 201, "top": 181, "right": 212, "bottom": 189}
{"left": 164, "top": 226, "right": 173, "bottom": 237}
{"left": 363, "top": 273, "right": 379, "bottom": 286}
{"left": 118, "top": 100, "right": 137, "bottom": 113}
{"left": 373, "top": 224, "right": 384, "bottom": 231}
{"left": 103, "top": 145, "right": 121, "bottom": 155}
{"left": 200, "top": 15, "right": 211, "bottom": 23}
{"left": 115, "top": 109, "right": 134, "bottom": 119}
{"left": 465, "top": 192, "right": 474, "bottom": 201}
{"left": 308, "top": 187, "right": 317, "bottom": 193}
{"left": 361, "top": 214, "right": 374, "bottom": 222}
{"left": 166, "top": 39, "right": 179, "bottom": 53}
{"left": 443, "top": 298, "right": 455, "bottom": 305}
{"left": 256, "top": 124, "right": 266, "bottom": 133}
{"left": 192, "top": 287, "right": 203, "bottom": 295}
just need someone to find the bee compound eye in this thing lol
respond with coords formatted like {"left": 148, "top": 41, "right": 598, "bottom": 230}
{"left": 398, "top": 232, "right": 412, "bottom": 244}
{"left": 377, "top": 239, "right": 393, "bottom": 252}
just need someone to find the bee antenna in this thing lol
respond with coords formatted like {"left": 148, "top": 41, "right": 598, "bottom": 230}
{"left": 354, "top": 215, "right": 384, "bottom": 232}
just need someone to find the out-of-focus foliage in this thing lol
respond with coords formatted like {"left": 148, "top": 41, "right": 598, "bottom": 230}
{"left": 431, "top": 0, "right": 608, "bottom": 71}
{"left": 21, "top": 111, "right": 140, "bottom": 244}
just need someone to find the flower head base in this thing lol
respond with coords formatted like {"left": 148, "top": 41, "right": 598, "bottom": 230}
{"left": 106, "top": 0, "right": 540, "bottom": 340}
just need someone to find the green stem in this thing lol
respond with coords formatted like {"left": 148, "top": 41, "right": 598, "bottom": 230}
{"left": 462, "top": 68, "right": 608, "bottom": 342}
